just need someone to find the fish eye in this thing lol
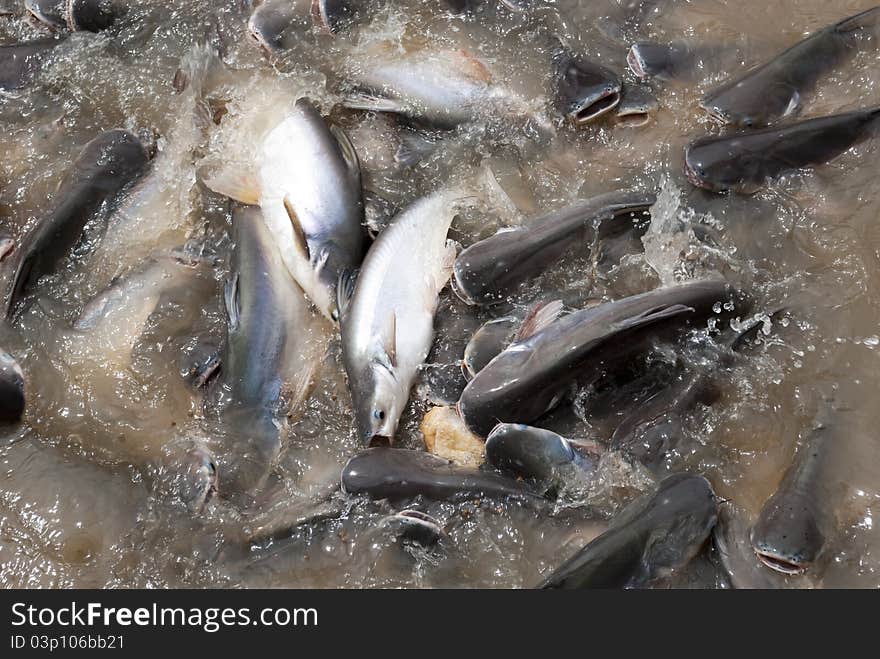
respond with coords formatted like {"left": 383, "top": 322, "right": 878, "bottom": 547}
{"left": 373, "top": 409, "right": 385, "bottom": 420}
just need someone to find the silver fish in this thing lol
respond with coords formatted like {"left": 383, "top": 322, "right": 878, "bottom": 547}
{"left": 338, "top": 188, "right": 463, "bottom": 446}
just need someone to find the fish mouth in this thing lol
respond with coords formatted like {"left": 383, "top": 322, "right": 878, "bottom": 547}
{"left": 616, "top": 109, "right": 652, "bottom": 128}
{"left": 755, "top": 549, "right": 809, "bottom": 575}
{"left": 684, "top": 156, "right": 716, "bottom": 191}
{"left": 368, "top": 434, "right": 392, "bottom": 448}
{"left": 627, "top": 47, "right": 648, "bottom": 79}
{"left": 450, "top": 269, "right": 479, "bottom": 306}
{"left": 570, "top": 91, "right": 622, "bottom": 126}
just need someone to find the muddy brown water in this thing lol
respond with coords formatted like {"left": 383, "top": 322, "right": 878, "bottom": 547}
{"left": 1, "top": 0, "right": 879, "bottom": 588}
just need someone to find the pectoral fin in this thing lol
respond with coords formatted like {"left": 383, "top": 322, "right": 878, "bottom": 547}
{"left": 203, "top": 167, "right": 261, "bottom": 205}
{"left": 224, "top": 273, "right": 241, "bottom": 332}
{"left": 283, "top": 195, "right": 312, "bottom": 262}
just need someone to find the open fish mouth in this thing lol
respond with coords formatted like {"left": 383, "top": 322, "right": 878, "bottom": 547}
{"left": 684, "top": 158, "right": 716, "bottom": 191}
{"left": 571, "top": 91, "right": 622, "bottom": 125}
{"left": 755, "top": 549, "right": 809, "bottom": 575}
{"left": 627, "top": 47, "right": 649, "bottom": 79}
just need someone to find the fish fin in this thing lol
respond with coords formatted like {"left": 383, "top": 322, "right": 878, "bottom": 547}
{"left": 383, "top": 312, "right": 398, "bottom": 368}
{"left": 513, "top": 300, "right": 564, "bottom": 342}
{"left": 224, "top": 273, "right": 241, "bottom": 332}
{"left": 283, "top": 195, "right": 312, "bottom": 262}
{"left": 203, "top": 167, "right": 261, "bottom": 205}
{"left": 328, "top": 124, "right": 362, "bottom": 183}
{"left": 612, "top": 303, "right": 694, "bottom": 332}
{"left": 434, "top": 240, "right": 458, "bottom": 295}
{"left": 341, "top": 90, "right": 405, "bottom": 114}
{"left": 836, "top": 6, "right": 880, "bottom": 33}
{"left": 336, "top": 269, "right": 358, "bottom": 321}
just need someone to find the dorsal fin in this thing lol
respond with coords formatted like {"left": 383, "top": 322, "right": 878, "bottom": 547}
{"left": 513, "top": 300, "right": 564, "bottom": 342}
{"left": 283, "top": 195, "right": 311, "bottom": 262}
{"left": 336, "top": 269, "right": 358, "bottom": 321}
{"left": 224, "top": 273, "right": 241, "bottom": 332}
{"left": 329, "top": 123, "right": 362, "bottom": 184}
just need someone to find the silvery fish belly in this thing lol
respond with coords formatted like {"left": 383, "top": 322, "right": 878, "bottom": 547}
{"left": 205, "top": 97, "right": 365, "bottom": 321}
{"left": 339, "top": 187, "right": 465, "bottom": 446}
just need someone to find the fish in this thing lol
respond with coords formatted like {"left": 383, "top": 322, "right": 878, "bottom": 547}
{"left": 611, "top": 309, "right": 783, "bottom": 469}
{"left": 341, "top": 447, "right": 540, "bottom": 501}
{"left": 555, "top": 53, "right": 622, "bottom": 126}
{"left": 211, "top": 205, "right": 327, "bottom": 494}
{"left": 64, "top": 0, "right": 118, "bottom": 32}
{"left": 458, "top": 280, "right": 741, "bottom": 436}
{"left": 628, "top": 41, "right": 695, "bottom": 81}
{"left": 453, "top": 191, "right": 655, "bottom": 305}
{"left": 381, "top": 509, "right": 448, "bottom": 548}
{"left": 684, "top": 106, "right": 880, "bottom": 194}
{"left": 24, "top": 0, "right": 67, "bottom": 30}
{"left": 750, "top": 408, "right": 835, "bottom": 575}
{"left": 0, "top": 348, "right": 25, "bottom": 424}
{"left": 67, "top": 252, "right": 218, "bottom": 512}
{"left": 205, "top": 97, "right": 365, "bottom": 321}
{"left": 539, "top": 472, "right": 718, "bottom": 588}
{"left": 341, "top": 43, "right": 549, "bottom": 132}
{"left": 713, "top": 503, "right": 787, "bottom": 589}
{"left": 701, "top": 7, "right": 880, "bottom": 127}
{"left": 0, "top": 39, "right": 60, "bottom": 94}
{"left": 484, "top": 423, "right": 601, "bottom": 497}
{"left": 311, "top": 0, "right": 367, "bottom": 34}
{"left": 3, "top": 129, "right": 149, "bottom": 319}
{"left": 614, "top": 86, "right": 658, "bottom": 128}
{"left": 247, "top": 0, "right": 307, "bottom": 56}
{"left": 461, "top": 301, "right": 565, "bottom": 379}
{"left": 338, "top": 187, "right": 462, "bottom": 446}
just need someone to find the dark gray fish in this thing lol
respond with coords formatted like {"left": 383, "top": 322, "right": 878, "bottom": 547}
{"left": 65, "top": 0, "right": 117, "bottom": 32}
{"left": 555, "top": 54, "right": 622, "bottom": 126}
{"left": 611, "top": 310, "right": 782, "bottom": 468}
{"left": 179, "top": 338, "right": 221, "bottom": 390}
{"left": 381, "top": 509, "right": 448, "bottom": 548}
{"left": 211, "top": 206, "right": 324, "bottom": 493}
{"left": 614, "top": 86, "right": 658, "bottom": 127}
{"left": 458, "top": 280, "right": 741, "bottom": 436}
{"left": 484, "top": 423, "right": 600, "bottom": 496}
{"left": 3, "top": 129, "right": 149, "bottom": 319}
{"left": 462, "top": 316, "right": 517, "bottom": 379}
{"left": 0, "top": 348, "right": 25, "bottom": 424}
{"left": 453, "top": 191, "right": 655, "bottom": 305}
{"left": 685, "top": 106, "right": 880, "bottom": 194}
{"left": 25, "top": 0, "right": 67, "bottom": 29}
{"left": 539, "top": 472, "right": 718, "bottom": 588}
{"left": 750, "top": 410, "right": 834, "bottom": 575}
{"left": 628, "top": 41, "right": 696, "bottom": 81}
{"left": 0, "top": 39, "right": 60, "bottom": 93}
{"left": 701, "top": 7, "right": 880, "bottom": 127}
{"left": 311, "top": 0, "right": 368, "bottom": 34}
{"left": 713, "top": 503, "right": 786, "bottom": 589}
{"left": 341, "top": 447, "right": 540, "bottom": 501}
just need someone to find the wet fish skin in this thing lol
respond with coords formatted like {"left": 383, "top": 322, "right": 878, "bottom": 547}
{"left": 214, "top": 206, "right": 322, "bottom": 493}
{"left": 614, "top": 86, "right": 658, "bottom": 128}
{"left": 750, "top": 412, "right": 833, "bottom": 575}
{"left": 341, "top": 447, "right": 539, "bottom": 501}
{"left": 484, "top": 423, "right": 598, "bottom": 496}
{"left": 701, "top": 7, "right": 880, "bottom": 127}
{"left": 4, "top": 129, "right": 149, "bottom": 319}
{"left": 311, "top": 0, "right": 368, "bottom": 34}
{"left": 0, "top": 348, "right": 25, "bottom": 424}
{"left": 684, "top": 107, "right": 880, "bottom": 194}
{"left": 205, "top": 97, "right": 365, "bottom": 321}
{"left": 628, "top": 41, "right": 695, "bottom": 81}
{"left": 555, "top": 54, "right": 622, "bottom": 126}
{"left": 713, "top": 503, "right": 786, "bottom": 589}
{"left": 339, "top": 189, "right": 460, "bottom": 446}
{"left": 539, "top": 472, "right": 718, "bottom": 588}
{"left": 462, "top": 316, "right": 517, "bottom": 379}
{"left": 453, "top": 191, "right": 655, "bottom": 305}
{"left": 247, "top": 0, "right": 305, "bottom": 56}
{"left": 0, "top": 39, "right": 60, "bottom": 93}
{"left": 25, "top": 0, "right": 67, "bottom": 29}
{"left": 458, "top": 280, "right": 739, "bottom": 437}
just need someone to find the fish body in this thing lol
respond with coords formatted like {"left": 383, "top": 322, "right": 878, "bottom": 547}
{"left": 750, "top": 411, "right": 834, "bottom": 575}
{"left": 213, "top": 206, "right": 326, "bottom": 493}
{"left": 685, "top": 107, "right": 880, "bottom": 193}
{"left": 453, "top": 191, "right": 655, "bottom": 304}
{"left": 555, "top": 54, "right": 622, "bottom": 126}
{"left": 458, "top": 280, "right": 738, "bottom": 436}
{"left": 701, "top": 7, "right": 880, "bottom": 127}
{"left": 539, "top": 473, "right": 718, "bottom": 588}
{"left": 206, "top": 98, "right": 364, "bottom": 321}
{"left": 339, "top": 188, "right": 460, "bottom": 445}
{"left": 341, "top": 447, "right": 538, "bottom": 501}
{"left": 4, "top": 129, "right": 149, "bottom": 319}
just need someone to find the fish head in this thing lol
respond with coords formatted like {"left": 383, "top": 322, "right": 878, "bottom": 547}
{"left": 248, "top": 2, "right": 299, "bottom": 56}
{"left": 65, "top": 0, "right": 117, "bottom": 32}
{"left": 351, "top": 361, "right": 406, "bottom": 446}
{"left": 750, "top": 491, "right": 825, "bottom": 575}
{"left": 556, "top": 56, "right": 622, "bottom": 126}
